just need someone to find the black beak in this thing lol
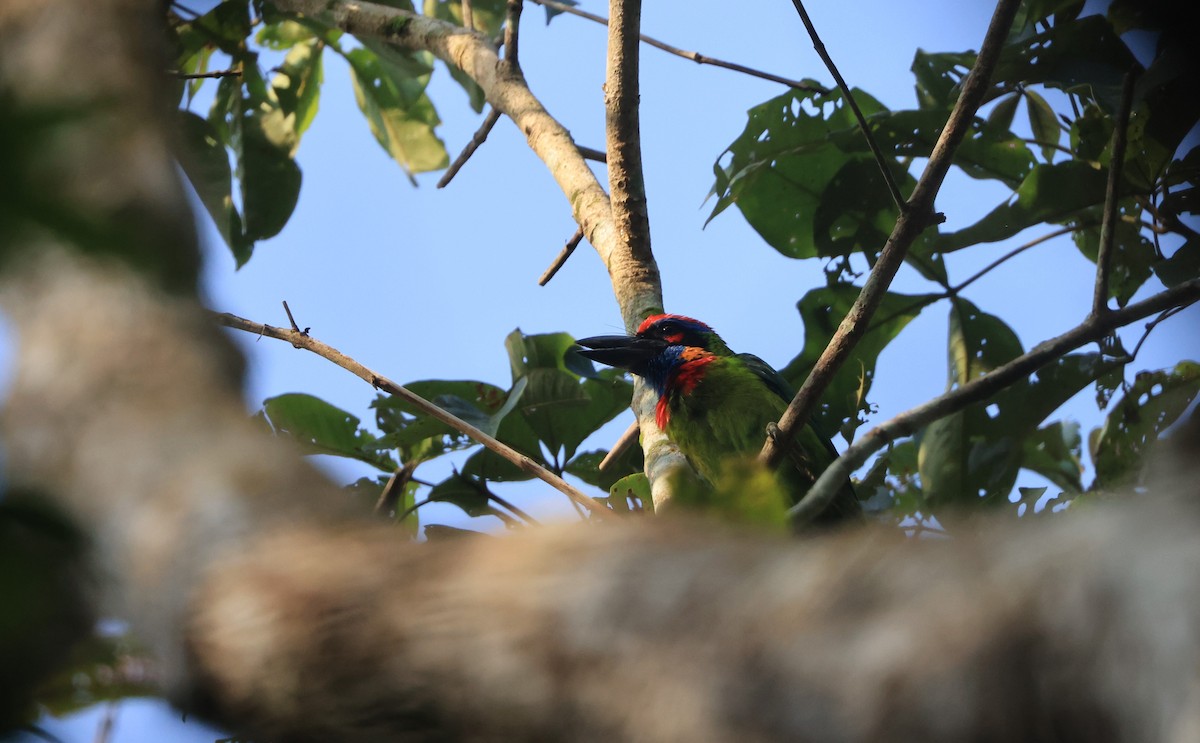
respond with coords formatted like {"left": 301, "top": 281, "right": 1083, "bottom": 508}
{"left": 575, "top": 334, "right": 667, "bottom": 373}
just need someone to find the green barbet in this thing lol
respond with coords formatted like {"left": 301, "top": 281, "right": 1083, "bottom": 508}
{"left": 577, "top": 314, "right": 861, "bottom": 528}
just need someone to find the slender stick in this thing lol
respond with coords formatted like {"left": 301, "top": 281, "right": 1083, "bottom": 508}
{"left": 215, "top": 312, "right": 612, "bottom": 517}
{"left": 437, "top": 107, "right": 502, "bottom": 189}
{"left": 538, "top": 227, "right": 585, "bottom": 285}
{"left": 577, "top": 145, "right": 607, "bottom": 163}
{"left": 789, "top": 278, "right": 1200, "bottom": 522}
{"left": 503, "top": 0, "right": 523, "bottom": 69}
{"left": 761, "top": 0, "right": 1023, "bottom": 474}
{"left": 528, "top": 0, "right": 823, "bottom": 92}
{"left": 1092, "top": 69, "right": 1139, "bottom": 317}
{"left": 598, "top": 420, "right": 640, "bottom": 471}
{"left": 167, "top": 68, "right": 241, "bottom": 80}
{"left": 789, "top": 0, "right": 905, "bottom": 212}
{"left": 461, "top": 0, "right": 474, "bottom": 30}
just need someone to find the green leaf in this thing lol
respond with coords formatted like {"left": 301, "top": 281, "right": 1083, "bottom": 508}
{"left": 708, "top": 87, "right": 886, "bottom": 259}
{"left": 176, "top": 111, "right": 252, "bottom": 264}
{"left": 917, "top": 299, "right": 1024, "bottom": 507}
{"left": 503, "top": 330, "right": 633, "bottom": 460}
{"left": 427, "top": 473, "right": 491, "bottom": 517}
{"left": 986, "top": 93, "right": 1020, "bottom": 133}
{"left": 1024, "top": 89, "right": 1062, "bottom": 163}
{"left": 346, "top": 46, "right": 448, "bottom": 176}
{"left": 461, "top": 408, "right": 548, "bottom": 480}
{"left": 992, "top": 15, "right": 1137, "bottom": 113}
{"left": 424, "top": 0, "right": 507, "bottom": 35}
{"left": 1153, "top": 238, "right": 1199, "bottom": 287}
{"left": 1021, "top": 421, "right": 1084, "bottom": 493}
{"left": 781, "top": 285, "right": 941, "bottom": 441}
{"left": 1071, "top": 203, "right": 1156, "bottom": 307}
{"left": 937, "top": 161, "right": 1111, "bottom": 252}
{"left": 270, "top": 39, "right": 325, "bottom": 147}
{"left": 910, "top": 50, "right": 976, "bottom": 111}
{"left": 372, "top": 379, "right": 520, "bottom": 464}
{"left": 262, "top": 393, "right": 397, "bottom": 471}
{"left": 256, "top": 19, "right": 317, "bottom": 49}
{"left": 565, "top": 444, "right": 644, "bottom": 491}
{"left": 1090, "top": 361, "right": 1200, "bottom": 489}
{"left": 607, "top": 473, "right": 652, "bottom": 513}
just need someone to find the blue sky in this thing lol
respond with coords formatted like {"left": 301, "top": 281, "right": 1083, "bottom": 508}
{"left": 13, "top": 0, "right": 1198, "bottom": 739}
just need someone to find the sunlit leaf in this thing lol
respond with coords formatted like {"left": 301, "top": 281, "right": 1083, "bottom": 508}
{"left": 262, "top": 393, "right": 397, "bottom": 470}
{"left": 346, "top": 46, "right": 448, "bottom": 176}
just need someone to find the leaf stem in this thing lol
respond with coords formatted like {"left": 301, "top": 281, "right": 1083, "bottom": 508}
{"left": 1092, "top": 69, "right": 1139, "bottom": 317}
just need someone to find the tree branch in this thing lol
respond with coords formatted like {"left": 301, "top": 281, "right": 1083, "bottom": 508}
{"left": 437, "top": 107, "right": 501, "bottom": 189}
{"left": 761, "top": 0, "right": 1023, "bottom": 474}
{"left": 790, "top": 278, "right": 1200, "bottom": 521}
{"left": 788, "top": 0, "right": 905, "bottom": 212}
{"left": 537, "top": 226, "right": 584, "bottom": 285}
{"left": 216, "top": 312, "right": 612, "bottom": 518}
{"left": 1092, "top": 69, "right": 1139, "bottom": 317}
{"left": 528, "top": 0, "right": 825, "bottom": 93}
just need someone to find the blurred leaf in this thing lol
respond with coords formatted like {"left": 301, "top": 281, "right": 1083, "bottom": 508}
{"left": 1071, "top": 203, "right": 1156, "bottom": 306}
{"left": 1021, "top": 421, "right": 1084, "bottom": 493}
{"left": 911, "top": 50, "right": 976, "bottom": 110}
{"left": 992, "top": 15, "right": 1136, "bottom": 113}
{"left": 424, "top": 524, "right": 489, "bottom": 540}
{"left": 373, "top": 379, "right": 521, "bottom": 464}
{"left": 542, "top": 0, "right": 579, "bottom": 23}
{"left": 176, "top": 111, "right": 251, "bottom": 264}
{"left": 607, "top": 473, "right": 652, "bottom": 514}
{"left": 346, "top": 45, "right": 448, "bottom": 176}
{"left": 263, "top": 393, "right": 397, "bottom": 470}
{"left": 566, "top": 443, "right": 644, "bottom": 491}
{"left": 986, "top": 92, "right": 1020, "bottom": 133}
{"left": 427, "top": 473, "right": 491, "bottom": 517}
{"left": 1153, "top": 238, "right": 1199, "bottom": 287}
{"left": 424, "top": 0, "right": 506, "bottom": 35}
{"left": 31, "top": 633, "right": 156, "bottom": 717}
{"left": 1090, "top": 362, "right": 1200, "bottom": 489}
{"left": 781, "top": 285, "right": 941, "bottom": 441}
{"left": 1024, "top": 89, "right": 1061, "bottom": 163}
{"left": 918, "top": 299, "right": 1024, "bottom": 507}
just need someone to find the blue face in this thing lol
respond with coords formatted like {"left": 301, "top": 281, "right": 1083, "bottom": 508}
{"left": 639, "top": 344, "right": 689, "bottom": 398}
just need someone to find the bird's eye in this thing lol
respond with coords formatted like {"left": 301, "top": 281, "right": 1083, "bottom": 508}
{"left": 657, "top": 322, "right": 675, "bottom": 336}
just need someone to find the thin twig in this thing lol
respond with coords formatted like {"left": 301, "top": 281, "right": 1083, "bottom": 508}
{"left": 461, "top": 0, "right": 474, "bottom": 30}
{"left": 1092, "top": 69, "right": 1139, "bottom": 317}
{"left": 762, "top": 0, "right": 1024, "bottom": 477}
{"left": 374, "top": 463, "right": 415, "bottom": 515}
{"left": 465, "top": 475, "right": 543, "bottom": 525}
{"left": 1125, "top": 305, "right": 1188, "bottom": 363}
{"left": 790, "top": 278, "right": 1200, "bottom": 523}
{"left": 92, "top": 703, "right": 118, "bottom": 743}
{"left": 437, "top": 107, "right": 502, "bottom": 188}
{"left": 216, "top": 312, "right": 613, "bottom": 517}
{"left": 167, "top": 68, "right": 242, "bottom": 80}
{"left": 528, "top": 0, "right": 824, "bottom": 92}
{"left": 503, "top": 0, "right": 523, "bottom": 70}
{"left": 953, "top": 225, "right": 1080, "bottom": 294}
{"left": 789, "top": 0, "right": 905, "bottom": 212}
{"left": 598, "top": 420, "right": 640, "bottom": 471}
{"left": 577, "top": 145, "right": 607, "bottom": 163}
{"left": 538, "top": 227, "right": 584, "bottom": 285}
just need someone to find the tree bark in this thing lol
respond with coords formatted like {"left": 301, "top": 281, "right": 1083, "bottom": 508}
{"left": 2, "top": 2, "right": 1199, "bottom": 742}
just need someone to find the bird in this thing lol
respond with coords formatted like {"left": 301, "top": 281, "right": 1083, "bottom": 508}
{"left": 576, "top": 313, "right": 861, "bottom": 528}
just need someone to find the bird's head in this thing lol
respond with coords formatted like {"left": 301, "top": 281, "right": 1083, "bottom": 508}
{"left": 576, "top": 314, "right": 728, "bottom": 396}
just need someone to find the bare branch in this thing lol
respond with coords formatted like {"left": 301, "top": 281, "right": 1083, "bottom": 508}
{"left": 437, "top": 107, "right": 502, "bottom": 189}
{"left": 528, "top": 0, "right": 825, "bottom": 92}
{"left": 791, "top": 278, "right": 1200, "bottom": 521}
{"left": 537, "top": 226, "right": 584, "bottom": 285}
{"left": 216, "top": 312, "right": 612, "bottom": 518}
{"left": 502, "top": 0, "right": 523, "bottom": 70}
{"left": 577, "top": 144, "right": 608, "bottom": 163}
{"left": 1092, "top": 69, "right": 1140, "bottom": 317}
{"left": 599, "top": 420, "right": 640, "bottom": 471}
{"left": 761, "top": 0, "right": 1023, "bottom": 474}
{"left": 461, "top": 0, "right": 474, "bottom": 30}
{"left": 788, "top": 0, "right": 905, "bottom": 212}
